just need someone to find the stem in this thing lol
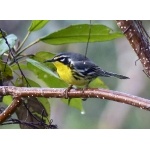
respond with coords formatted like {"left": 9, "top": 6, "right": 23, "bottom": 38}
{"left": 17, "top": 31, "right": 31, "bottom": 51}
{"left": 16, "top": 39, "right": 40, "bottom": 57}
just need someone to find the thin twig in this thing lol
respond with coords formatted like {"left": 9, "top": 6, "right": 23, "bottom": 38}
{"left": 1, "top": 118, "right": 57, "bottom": 129}
{"left": 15, "top": 39, "right": 40, "bottom": 57}
{"left": 0, "top": 29, "right": 31, "bottom": 86}
{"left": 85, "top": 20, "right": 92, "bottom": 57}
{"left": 17, "top": 31, "right": 30, "bottom": 51}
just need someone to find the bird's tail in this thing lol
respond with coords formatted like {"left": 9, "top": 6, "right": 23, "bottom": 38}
{"left": 103, "top": 71, "right": 129, "bottom": 79}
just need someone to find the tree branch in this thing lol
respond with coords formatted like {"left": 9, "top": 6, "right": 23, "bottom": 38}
{"left": 116, "top": 20, "right": 150, "bottom": 76}
{"left": 0, "top": 96, "right": 22, "bottom": 123}
{"left": 0, "top": 86, "right": 150, "bottom": 123}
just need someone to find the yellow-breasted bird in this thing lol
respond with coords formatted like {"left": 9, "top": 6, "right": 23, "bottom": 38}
{"left": 44, "top": 52, "right": 129, "bottom": 89}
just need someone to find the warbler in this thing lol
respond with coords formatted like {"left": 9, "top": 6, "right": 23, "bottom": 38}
{"left": 44, "top": 52, "right": 129, "bottom": 88}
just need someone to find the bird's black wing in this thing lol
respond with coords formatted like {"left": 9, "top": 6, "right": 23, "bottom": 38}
{"left": 72, "top": 61, "right": 111, "bottom": 79}
{"left": 73, "top": 61, "right": 129, "bottom": 79}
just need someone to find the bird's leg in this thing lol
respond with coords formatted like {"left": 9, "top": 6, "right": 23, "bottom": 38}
{"left": 64, "top": 84, "right": 73, "bottom": 98}
{"left": 82, "top": 82, "right": 90, "bottom": 101}
{"left": 64, "top": 84, "right": 73, "bottom": 105}
{"left": 68, "top": 98, "right": 72, "bottom": 105}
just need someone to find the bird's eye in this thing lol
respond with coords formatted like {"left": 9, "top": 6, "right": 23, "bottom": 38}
{"left": 59, "top": 58, "right": 65, "bottom": 62}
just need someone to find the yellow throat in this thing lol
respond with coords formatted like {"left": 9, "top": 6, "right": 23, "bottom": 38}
{"left": 53, "top": 61, "right": 88, "bottom": 86}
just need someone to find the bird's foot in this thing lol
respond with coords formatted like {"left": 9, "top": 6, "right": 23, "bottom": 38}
{"left": 64, "top": 85, "right": 74, "bottom": 105}
{"left": 81, "top": 85, "right": 89, "bottom": 101}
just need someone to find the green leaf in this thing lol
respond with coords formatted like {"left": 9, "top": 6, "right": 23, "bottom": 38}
{"left": 37, "top": 97, "right": 51, "bottom": 124}
{"left": 16, "top": 97, "right": 50, "bottom": 128}
{"left": 11, "top": 63, "right": 28, "bottom": 71}
{"left": 26, "top": 58, "right": 67, "bottom": 87}
{"left": 15, "top": 76, "right": 40, "bottom": 87}
{"left": 24, "top": 77, "right": 40, "bottom": 87}
{"left": 26, "top": 78, "right": 51, "bottom": 124}
{"left": 31, "top": 51, "right": 56, "bottom": 70}
{"left": 0, "top": 61, "right": 13, "bottom": 81}
{"left": 28, "top": 20, "right": 49, "bottom": 32}
{"left": 0, "top": 34, "right": 17, "bottom": 55}
{"left": 40, "top": 24, "right": 123, "bottom": 45}
{"left": 14, "top": 77, "right": 51, "bottom": 124}
{"left": 32, "top": 51, "right": 55, "bottom": 62}
{"left": 89, "top": 77, "right": 108, "bottom": 88}
{"left": 62, "top": 98, "right": 83, "bottom": 111}
{"left": 0, "top": 29, "right": 7, "bottom": 38}
{"left": 3, "top": 95, "right": 13, "bottom": 106}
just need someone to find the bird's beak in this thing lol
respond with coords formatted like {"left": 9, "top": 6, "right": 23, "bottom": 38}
{"left": 44, "top": 59, "right": 54, "bottom": 63}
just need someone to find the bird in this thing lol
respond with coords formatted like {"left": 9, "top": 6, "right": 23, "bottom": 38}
{"left": 44, "top": 52, "right": 129, "bottom": 89}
